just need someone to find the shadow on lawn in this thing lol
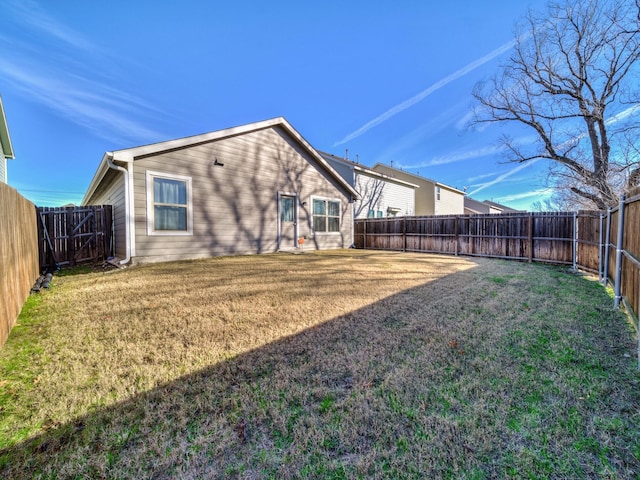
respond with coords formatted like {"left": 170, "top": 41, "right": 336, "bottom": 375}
{"left": 2, "top": 257, "right": 637, "bottom": 479}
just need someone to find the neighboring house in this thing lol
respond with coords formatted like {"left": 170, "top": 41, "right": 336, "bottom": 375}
{"left": 82, "top": 117, "right": 358, "bottom": 265}
{"left": 482, "top": 200, "right": 522, "bottom": 213}
{"left": 372, "top": 163, "right": 465, "bottom": 215}
{"left": 0, "top": 96, "right": 15, "bottom": 184}
{"left": 464, "top": 197, "right": 521, "bottom": 214}
{"left": 320, "top": 152, "right": 418, "bottom": 219}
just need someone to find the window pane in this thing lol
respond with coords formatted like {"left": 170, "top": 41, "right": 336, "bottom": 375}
{"left": 328, "top": 201, "right": 340, "bottom": 217}
{"left": 313, "top": 216, "right": 326, "bottom": 232}
{"left": 377, "top": 211, "right": 383, "bottom": 218}
{"left": 155, "top": 206, "right": 187, "bottom": 231}
{"left": 367, "top": 209, "right": 375, "bottom": 218}
{"left": 154, "top": 177, "right": 187, "bottom": 205}
{"left": 328, "top": 217, "right": 340, "bottom": 232}
{"left": 281, "top": 197, "right": 294, "bottom": 222}
{"left": 313, "top": 199, "right": 326, "bottom": 215}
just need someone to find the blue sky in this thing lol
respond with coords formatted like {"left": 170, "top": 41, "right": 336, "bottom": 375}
{"left": 2, "top": 0, "right": 552, "bottom": 209}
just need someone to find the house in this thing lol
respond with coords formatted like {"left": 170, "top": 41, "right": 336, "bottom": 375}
{"left": 371, "top": 163, "right": 465, "bottom": 215}
{"left": 464, "top": 197, "right": 521, "bottom": 214}
{"left": 319, "top": 152, "right": 418, "bottom": 219}
{"left": 82, "top": 117, "right": 358, "bottom": 265}
{"left": 0, "top": 96, "right": 15, "bottom": 184}
{"left": 482, "top": 200, "right": 522, "bottom": 213}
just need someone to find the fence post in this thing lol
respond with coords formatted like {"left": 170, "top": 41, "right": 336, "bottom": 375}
{"left": 403, "top": 217, "right": 407, "bottom": 252}
{"left": 572, "top": 212, "right": 578, "bottom": 271}
{"left": 65, "top": 207, "right": 75, "bottom": 267}
{"left": 614, "top": 195, "right": 626, "bottom": 309}
{"left": 45, "top": 209, "right": 56, "bottom": 268}
{"left": 603, "top": 208, "right": 612, "bottom": 286}
{"left": 363, "top": 219, "right": 367, "bottom": 249}
{"left": 528, "top": 213, "right": 533, "bottom": 263}
{"left": 598, "top": 212, "right": 604, "bottom": 283}
{"left": 454, "top": 216, "right": 459, "bottom": 257}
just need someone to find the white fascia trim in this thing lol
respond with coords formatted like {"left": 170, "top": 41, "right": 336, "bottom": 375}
{"left": 354, "top": 166, "right": 420, "bottom": 189}
{"left": 0, "top": 97, "right": 14, "bottom": 159}
{"left": 435, "top": 181, "right": 466, "bottom": 195}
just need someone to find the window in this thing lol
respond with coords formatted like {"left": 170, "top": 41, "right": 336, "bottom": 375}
{"left": 436, "top": 186, "right": 441, "bottom": 201}
{"left": 377, "top": 210, "right": 383, "bottom": 218}
{"left": 146, "top": 171, "right": 192, "bottom": 235}
{"left": 280, "top": 196, "right": 294, "bottom": 222}
{"left": 367, "top": 209, "right": 375, "bottom": 218}
{"left": 312, "top": 198, "right": 340, "bottom": 233}
{"left": 387, "top": 207, "right": 401, "bottom": 218}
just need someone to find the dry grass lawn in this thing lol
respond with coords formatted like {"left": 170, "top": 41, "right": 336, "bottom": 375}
{"left": 0, "top": 250, "right": 639, "bottom": 479}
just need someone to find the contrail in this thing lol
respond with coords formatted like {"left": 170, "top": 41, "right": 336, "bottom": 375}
{"left": 467, "top": 159, "right": 539, "bottom": 197}
{"left": 333, "top": 39, "right": 517, "bottom": 146}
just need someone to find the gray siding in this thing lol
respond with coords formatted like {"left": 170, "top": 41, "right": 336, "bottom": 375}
{"left": 131, "top": 126, "right": 352, "bottom": 263}
{"left": 324, "top": 157, "right": 355, "bottom": 187}
{"left": 84, "top": 169, "right": 126, "bottom": 259}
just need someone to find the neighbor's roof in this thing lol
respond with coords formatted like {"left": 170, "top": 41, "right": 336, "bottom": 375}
{"left": 464, "top": 197, "right": 523, "bottom": 214}
{"left": 83, "top": 117, "right": 359, "bottom": 204}
{"left": 0, "top": 96, "right": 15, "bottom": 159}
{"left": 463, "top": 196, "right": 492, "bottom": 214}
{"left": 371, "top": 163, "right": 465, "bottom": 194}
{"left": 319, "top": 151, "right": 419, "bottom": 189}
{"left": 482, "top": 200, "right": 522, "bottom": 213}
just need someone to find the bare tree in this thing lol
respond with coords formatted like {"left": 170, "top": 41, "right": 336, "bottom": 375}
{"left": 473, "top": 0, "right": 640, "bottom": 209}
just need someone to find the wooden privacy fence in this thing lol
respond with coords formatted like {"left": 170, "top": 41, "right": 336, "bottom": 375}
{"left": 37, "top": 205, "right": 113, "bottom": 270}
{"left": 0, "top": 183, "right": 39, "bottom": 347}
{"left": 355, "top": 211, "right": 602, "bottom": 272}
{"left": 604, "top": 190, "right": 640, "bottom": 325}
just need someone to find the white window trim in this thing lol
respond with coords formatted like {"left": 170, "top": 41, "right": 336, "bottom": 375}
{"left": 310, "top": 195, "right": 342, "bottom": 235}
{"left": 146, "top": 170, "right": 193, "bottom": 236}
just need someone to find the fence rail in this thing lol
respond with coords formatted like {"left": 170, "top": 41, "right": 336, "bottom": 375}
{"left": 37, "top": 205, "right": 113, "bottom": 270}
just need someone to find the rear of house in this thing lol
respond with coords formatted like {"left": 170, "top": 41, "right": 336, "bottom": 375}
{"left": 82, "top": 118, "right": 357, "bottom": 264}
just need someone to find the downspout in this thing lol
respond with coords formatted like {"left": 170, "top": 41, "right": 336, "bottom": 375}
{"left": 351, "top": 168, "right": 356, "bottom": 247}
{"left": 105, "top": 152, "right": 132, "bottom": 265}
